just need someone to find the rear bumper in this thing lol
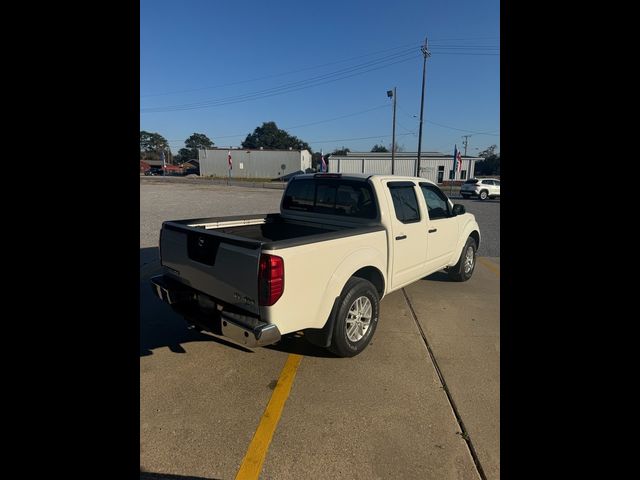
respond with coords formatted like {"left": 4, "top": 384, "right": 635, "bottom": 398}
{"left": 460, "top": 190, "right": 478, "bottom": 196}
{"left": 150, "top": 275, "right": 281, "bottom": 348}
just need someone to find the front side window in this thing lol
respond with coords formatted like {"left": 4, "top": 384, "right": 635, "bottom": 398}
{"left": 420, "top": 184, "right": 451, "bottom": 220}
{"left": 389, "top": 185, "right": 420, "bottom": 223}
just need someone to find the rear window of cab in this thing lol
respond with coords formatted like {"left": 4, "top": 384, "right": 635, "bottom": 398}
{"left": 282, "top": 178, "right": 378, "bottom": 219}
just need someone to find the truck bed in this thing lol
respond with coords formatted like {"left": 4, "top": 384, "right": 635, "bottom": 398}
{"left": 165, "top": 213, "right": 382, "bottom": 250}
{"left": 217, "top": 221, "right": 335, "bottom": 242}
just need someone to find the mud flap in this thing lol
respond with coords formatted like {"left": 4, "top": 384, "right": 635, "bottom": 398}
{"left": 304, "top": 296, "right": 341, "bottom": 348}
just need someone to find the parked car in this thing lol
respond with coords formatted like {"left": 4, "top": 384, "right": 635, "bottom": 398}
{"left": 151, "top": 173, "right": 481, "bottom": 357}
{"left": 460, "top": 178, "right": 500, "bottom": 200}
{"left": 145, "top": 167, "right": 163, "bottom": 176}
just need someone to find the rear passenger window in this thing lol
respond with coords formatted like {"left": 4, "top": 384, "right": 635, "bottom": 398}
{"left": 389, "top": 186, "right": 420, "bottom": 223}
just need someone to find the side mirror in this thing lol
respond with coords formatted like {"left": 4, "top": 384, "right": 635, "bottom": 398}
{"left": 452, "top": 204, "right": 466, "bottom": 216}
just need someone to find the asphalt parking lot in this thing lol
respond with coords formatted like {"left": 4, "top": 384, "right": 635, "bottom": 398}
{"left": 140, "top": 179, "right": 500, "bottom": 480}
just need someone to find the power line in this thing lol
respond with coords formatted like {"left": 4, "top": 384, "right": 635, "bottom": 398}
{"left": 141, "top": 48, "right": 418, "bottom": 113}
{"left": 164, "top": 113, "right": 498, "bottom": 146}
{"left": 213, "top": 104, "right": 392, "bottom": 140}
{"left": 308, "top": 132, "right": 415, "bottom": 145}
{"left": 164, "top": 104, "right": 392, "bottom": 143}
{"left": 397, "top": 121, "right": 417, "bottom": 135}
{"left": 425, "top": 120, "right": 500, "bottom": 136}
{"left": 141, "top": 41, "right": 422, "bottom": 98}
{"left": 427, "top": 36, "right": 499, "bottom": 41}
{"left": 141, "top": 38, "right": 498, "bottom": 98}
{"left": 283, "top": 104, "right": 389, "bottom": 131}
{"left": 428, "top": 45, "right": 499, "bottom": 49}
{"left": 168, "top": 132, "right": 415, "bottom": 148}
{"left": 141, "top": 45, "right": 498, "bottom": 114}
{"left": 397, "top": 104, "right": 499, "bottom": 137}
{"left": 431, "top": 52, "right": 499, "bottom": 56}
{"left": 142, "top": 52, "right": 418, "bottom": 112}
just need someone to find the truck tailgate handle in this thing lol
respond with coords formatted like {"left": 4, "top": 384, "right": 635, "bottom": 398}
{"left": 428, "top": 228, "right": 437, "bottom": 233}
{"left": 395, "top": 235, "right": 407, "bottom": 240}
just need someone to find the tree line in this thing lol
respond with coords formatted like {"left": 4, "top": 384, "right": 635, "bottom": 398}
{"left": 141, "top": 123, "right": 500, "bottom": 174}
{"left": 141, "top": 122, "right": 402, "bottom": 168}
{"left": 475, "top": 145, "right": 500, "bottom": 176}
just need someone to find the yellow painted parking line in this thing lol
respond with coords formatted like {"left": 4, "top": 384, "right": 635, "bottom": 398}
{"left": 477, "top": 257, "right": 500, "bottom": 277}
{"left": 235, "top": 354, "right": 303, "bottom": 480}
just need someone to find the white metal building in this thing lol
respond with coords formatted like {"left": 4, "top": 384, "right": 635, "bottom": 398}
{"left": 327, "top": 151, "right": 482, "bottom": 184}
{"left": 198, "top": 148, "right": 312, "bottom": 179}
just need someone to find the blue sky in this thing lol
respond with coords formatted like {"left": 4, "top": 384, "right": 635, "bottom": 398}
{"left": 140, "top": 0, "right": 499, "bottom": 156}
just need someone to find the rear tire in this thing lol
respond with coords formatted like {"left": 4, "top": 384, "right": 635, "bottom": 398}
{"left": 479, "top": 190, "right": 488, "bottom": 200}
{"left": 448, "top": 237, "right": 477, "bottom": 282}
{"left": 328, "top": 277, "right": 380, "bottom": 357}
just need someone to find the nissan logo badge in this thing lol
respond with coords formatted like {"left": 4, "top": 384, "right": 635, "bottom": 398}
{"left": 198, "top": 237, "right": 205, "bottom": 247}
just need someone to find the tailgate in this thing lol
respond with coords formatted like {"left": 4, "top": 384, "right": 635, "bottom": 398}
{"left": 160, "top": 222, "right": 262, "bottom": 315}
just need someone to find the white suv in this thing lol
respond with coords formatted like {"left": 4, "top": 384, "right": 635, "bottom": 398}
{"left": 460, "top": 178, "right": 500, "bottom": 200}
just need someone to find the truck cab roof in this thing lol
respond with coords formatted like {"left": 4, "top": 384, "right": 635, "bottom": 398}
{"left": 295, "top": 173, "right": 438, "bottom": 186}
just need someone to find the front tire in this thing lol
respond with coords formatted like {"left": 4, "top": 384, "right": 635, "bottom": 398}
{"left": 448, "top": 237, "right": 477, "bottom": 282}
{"left": 329, "top": 277, "right": 380, "bottom": 357}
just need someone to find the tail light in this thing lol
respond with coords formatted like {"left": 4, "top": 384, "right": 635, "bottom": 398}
{"left": 259, "top": 254, "right": 284, "bottom": 306}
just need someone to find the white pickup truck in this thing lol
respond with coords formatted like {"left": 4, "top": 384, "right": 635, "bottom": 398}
{"left": 151, "top": 173, "right": 481, "bottom": 357}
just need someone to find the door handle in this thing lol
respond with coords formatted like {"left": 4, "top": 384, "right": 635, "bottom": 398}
{"left": 428, "top": 228, "right": 437, "bottom": 233}
{"left": 395, "top": 235, "right": 407, "bottom": 240}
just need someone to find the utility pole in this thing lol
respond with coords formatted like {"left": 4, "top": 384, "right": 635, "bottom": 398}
{"left": 416, "top": 36, "right": 430, "bottom": 177}
{"left": 387, "top": 88, "right": 397, "bottom": 174}
{"left": 462, "top": 135, "right": 471, "bottom": 156}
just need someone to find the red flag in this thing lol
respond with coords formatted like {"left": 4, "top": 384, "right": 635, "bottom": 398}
{"left": 456, "top": 149, "right": 462, "bottom": 172}
{"left": 228, "top": 150, "right": 232, "bottom": 170}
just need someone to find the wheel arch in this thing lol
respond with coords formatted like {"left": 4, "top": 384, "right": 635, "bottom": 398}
{"left": 448, "top": 222, "right": 481, "bottom": 267}
{"left": 469, "top": 230, "right": 480, "bottom": 250}
{"left": 304, "top": 264, "right": 384, "bottom": 349}
{"left": 351, "top": 266, "right": 385, "bottom": 298}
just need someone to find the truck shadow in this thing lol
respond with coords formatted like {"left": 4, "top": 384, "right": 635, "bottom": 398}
{"left": 266, "top": 332, "right": 339, "bottom": 358}
{"left": 421, "top": 271, "right": 454, "bottom": 282}
{"left": 140, "top": 247, "right": 253, "bottom": 356}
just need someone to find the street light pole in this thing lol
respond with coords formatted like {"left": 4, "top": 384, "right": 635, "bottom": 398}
{"left": 387, "top": 87, "right": 397, "bottom": 174}
{"left": 416, "top": 36, "right": 430, "bottom": 177}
